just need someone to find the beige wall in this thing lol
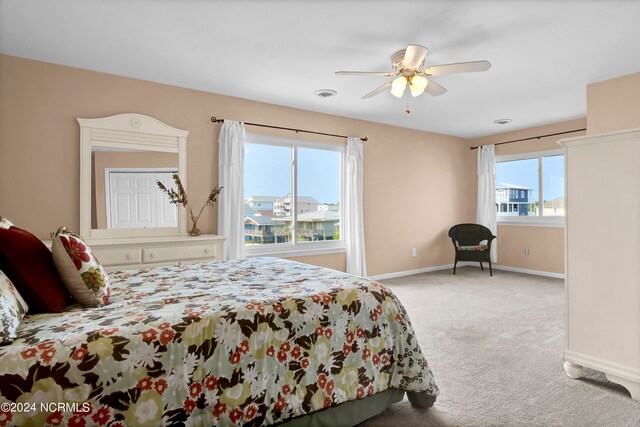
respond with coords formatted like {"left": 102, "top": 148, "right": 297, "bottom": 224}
{"left": 587, "top": 72, "right": 640, "bottom": 135}
{"left": 471, "top": 118, "right": 587, "bottom": 274}
{"left": 92, "top": 151, "right": 178, "bottom": 229}
{"left": 495, "top": 225, "right": 564, "bottom": 274}
{"left": 0, "top": 54, "right": 476, "bottom": 276}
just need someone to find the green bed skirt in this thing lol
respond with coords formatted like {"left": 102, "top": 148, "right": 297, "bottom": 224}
{"left": 279, "top": 389, "right": 435, "bottom": 426}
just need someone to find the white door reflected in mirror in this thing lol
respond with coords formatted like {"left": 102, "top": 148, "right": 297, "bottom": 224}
{"left": 106, "top": 170, "right": 178, "bottom": 229}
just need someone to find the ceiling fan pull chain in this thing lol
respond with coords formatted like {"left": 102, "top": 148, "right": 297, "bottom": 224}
{"left": 405, "top": 96, "right": 411, "bottom": 114}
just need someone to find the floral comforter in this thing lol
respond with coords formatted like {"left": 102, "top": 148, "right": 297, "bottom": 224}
{"left": 0, "top": 257, "right": 438, "bottom": 426}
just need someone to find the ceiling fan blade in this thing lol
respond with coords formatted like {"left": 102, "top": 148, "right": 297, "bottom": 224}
{"left": 423, "top": 60, "right": 491, "bottom": 76}
{"left": 362, "top": 82, "right": 392, "bottom": 99}
{"left": 335, "top": 71, "right": 396, "bottom": 76}
{"left": 403, "top": 44, "right": 429, "bottom": 69}
{"left": 424, "top": 78, "right": 447, "bottom": 96}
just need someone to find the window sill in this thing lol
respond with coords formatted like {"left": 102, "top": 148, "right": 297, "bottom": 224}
{"left": 245, "top": 244, "right": 347, "bottom": 259}
{"left": 497, "top": 217, "right": 564, "bottom": 228}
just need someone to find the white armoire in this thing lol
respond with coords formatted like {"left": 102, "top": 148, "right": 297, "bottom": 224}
{"left": 559, "top": 128, "right": 640, "bottom": 401}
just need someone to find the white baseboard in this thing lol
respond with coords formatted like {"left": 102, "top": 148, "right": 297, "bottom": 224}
{"left": 368, "top": 264, "right": 455, "bottom": 280}
{"left": 369, "top": 262, "right": 477, "bottom": 280}
{"left": 492, "top": 264, "right": 565, "bottom": 279}
{"left": 369, "top": 262, "right": 564, "bottom": 281}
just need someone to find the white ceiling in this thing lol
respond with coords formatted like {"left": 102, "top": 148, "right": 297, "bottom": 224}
{"left": 1, "top": 1, "right": 640, "bottom": 138}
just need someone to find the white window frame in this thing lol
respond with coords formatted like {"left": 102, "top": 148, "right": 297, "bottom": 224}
{"left": 244, "top": 133, "right": 347, "bottom": 257}
{"left": 496, "top": 149, "right": 564, "bottom": 228}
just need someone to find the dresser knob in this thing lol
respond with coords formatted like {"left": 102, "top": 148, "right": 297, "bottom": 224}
{"left": 204, "top": 248, "right": 211, "bottom": 254}
{"left": 127, "top": 253, "right": 134, "bottom": 260}
{"left": 150, "top": 252, "right": 157, "bottom": 258}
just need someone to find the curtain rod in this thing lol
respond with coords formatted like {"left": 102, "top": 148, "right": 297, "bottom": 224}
{"left": 469, "top": 128, "right": 586, "bottom": 150}
{"left": 211, "top": 117, "right": 367, "bottom": 142}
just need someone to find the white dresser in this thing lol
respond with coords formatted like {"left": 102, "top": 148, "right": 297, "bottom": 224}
{"left": 86, "top": 234, "right": 226, "bottom": 271}
{"left": 559, "top": 128, "right": 640, "bottom": 401}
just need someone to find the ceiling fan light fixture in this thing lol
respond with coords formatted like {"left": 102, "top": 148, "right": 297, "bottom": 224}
{"left": 409, "top": 87, "right": 423, "bottom": 97}
{"left": 335, "top": 44, "right": 490, "bottom": 100}
{"left": 409, "top": 75, "right": 429, "bottom": 97}
{"left": 390, "top": 76, "right": 407, "bottom": 98}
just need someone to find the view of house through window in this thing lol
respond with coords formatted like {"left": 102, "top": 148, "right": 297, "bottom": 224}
{"left": 244, "top": 140, "right": 342, "bottom": 249}
{"left": 495, "top": 152, "right": 564, "bottom": 218}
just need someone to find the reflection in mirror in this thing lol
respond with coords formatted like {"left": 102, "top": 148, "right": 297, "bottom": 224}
{"left": 91, "top": 148, "right": 179, "bottom": 231}
{"left": 79, "top": 113, "right": 188, "bottom": 239}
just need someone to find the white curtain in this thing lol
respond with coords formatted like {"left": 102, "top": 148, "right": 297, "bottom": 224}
{"left": 218, "top": 120, "right": 246, "bottom": 260}
{"left": 344, "top": 137, "right": 367, "bottom": 276}
{"left": 476, "top": 144, "right": 497, "bottom": 262}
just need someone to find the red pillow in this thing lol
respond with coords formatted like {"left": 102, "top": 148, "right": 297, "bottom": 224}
{"left": 0, "top": 226, "right": 71, "bottom": 313}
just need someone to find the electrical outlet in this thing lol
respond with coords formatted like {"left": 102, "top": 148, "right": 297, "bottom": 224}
{"left": 524, "top": 248, "right": 530, "bottom": 256}
{"left": 411, "top": 248, "right": 417, "bottom": 257}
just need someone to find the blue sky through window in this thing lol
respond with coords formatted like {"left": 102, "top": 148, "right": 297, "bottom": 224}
{"left": 298, "top": 148, "right": 340, "bottom": 204}
{"left": 543, "top": 155, "right": 564, "bottom": 201}
{"left": 244, "top": 143, "right": 290, "bottom": 199}
{"left": 244, "top": 143, "right": 340, "bottom": 204}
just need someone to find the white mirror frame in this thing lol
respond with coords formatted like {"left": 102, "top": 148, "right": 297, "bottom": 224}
{"left": 78, "top": 113, "right": 188, "bottom": 239}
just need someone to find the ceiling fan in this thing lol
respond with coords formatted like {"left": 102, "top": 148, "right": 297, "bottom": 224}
{"left": 335, "top": 44, "right": 491, "bottom": 99}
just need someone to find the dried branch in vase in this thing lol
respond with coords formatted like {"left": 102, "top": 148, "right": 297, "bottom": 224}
{"left": 156, "top": 174, "right": 223, "bottom": 236}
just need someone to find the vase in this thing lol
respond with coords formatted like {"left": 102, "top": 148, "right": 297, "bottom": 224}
{"left": 188, "top": 215, "right": 201, "bottom": 236}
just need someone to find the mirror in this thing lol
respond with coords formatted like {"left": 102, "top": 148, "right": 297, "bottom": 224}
{"left": 91, "top": 147, "right": 179, "bottom": 230}
{"left": 79, "top": 114, "right": 188, "bottom": 240}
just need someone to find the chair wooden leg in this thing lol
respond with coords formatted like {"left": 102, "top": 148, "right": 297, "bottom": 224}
{"left": 479, "top": 262, "right": 484, "bottom": 271}
{"left": 489, "top": 259, "right": 493, "bottom": 276}
{"left": 453, "top": 260, "right": 457, "bottom": 275}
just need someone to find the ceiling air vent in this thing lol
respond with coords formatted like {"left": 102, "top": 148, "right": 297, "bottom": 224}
{"left": 315, "top": 89, "right": 337, "bottom": 98}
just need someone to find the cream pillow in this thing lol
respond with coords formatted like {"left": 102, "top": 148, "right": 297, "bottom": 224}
{"left": 51, "top": 228, "right": 110, "bottom": 307}
{"left": 0, "top": 269, "right": 29, "bottom": 344}
{"left": 0, "top": 216, "right": 13, "bottom": 229}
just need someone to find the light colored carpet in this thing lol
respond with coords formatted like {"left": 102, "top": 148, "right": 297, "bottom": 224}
{"left": 360, "top": 267, "right": 640, "bottom": 427}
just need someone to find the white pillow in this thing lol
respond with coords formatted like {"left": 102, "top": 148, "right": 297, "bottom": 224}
{"left": 0, "top": 216, "right": 13, "bottom": 229}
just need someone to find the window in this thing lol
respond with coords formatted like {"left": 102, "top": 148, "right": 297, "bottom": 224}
{"left": 543, "top": 155, "right": 564, "bottom": 217}
{"left": 243, "top": 134, "right": 344, "bottom": 256}
{"left": 495, "top": 150, "right": 564, "bottom": 226}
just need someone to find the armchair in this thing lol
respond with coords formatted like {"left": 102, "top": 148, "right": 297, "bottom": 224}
{"left": 447, "top": 223, "right": 496, "bottom": 276}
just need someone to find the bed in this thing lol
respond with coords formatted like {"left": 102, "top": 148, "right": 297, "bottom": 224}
{"left": 0, "top": 257, "right": 438, "bottom": 426}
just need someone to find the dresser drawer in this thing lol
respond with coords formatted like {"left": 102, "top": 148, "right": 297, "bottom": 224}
{"left": 142, "top": 244, "right": 219, "bottom": 263}
{"left": 84, "top": 235, "right": 225, "bottom": 270}
{"left": 94, "top": 248, "right": 142, "bottom": 266}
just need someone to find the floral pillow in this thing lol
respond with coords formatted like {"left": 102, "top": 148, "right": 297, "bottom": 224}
{"left": 51, "top": 227, "right": 110, "bottom": 307}
{"left": 0, "top": 269, "right": 29, "bottom": 345}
